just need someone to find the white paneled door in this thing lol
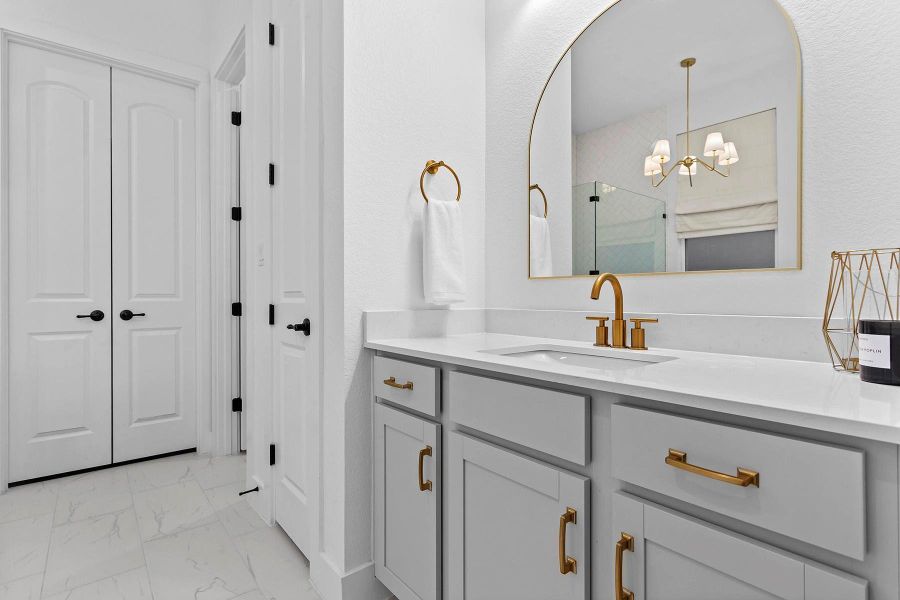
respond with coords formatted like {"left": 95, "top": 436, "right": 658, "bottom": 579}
{"left": 7, "top": 43, "right": 114, "bottom": 482}
{"left": 111, "top": 68, "right": 197, "bottom": 462}
{"left": 6, "top": 41, "right": 199, "bottom": 482}
{"left": 271, "top": 0, "right": 320, "bottom": 558}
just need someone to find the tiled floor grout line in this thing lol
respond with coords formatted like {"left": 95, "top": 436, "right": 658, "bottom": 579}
{"left": 121, "top": 460, "right": 155, "bottom": 600}
{"left": 37, "top": 484, "right": 60, "bottom": 600}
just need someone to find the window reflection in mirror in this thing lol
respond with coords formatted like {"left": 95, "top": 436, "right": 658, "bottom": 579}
{"left": 529, "top": 0, "right": 801, "bottom": 278}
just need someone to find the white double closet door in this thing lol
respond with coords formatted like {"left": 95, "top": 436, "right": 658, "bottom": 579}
{"left": 7, "top": 42, "right": 198, "bottom": 482}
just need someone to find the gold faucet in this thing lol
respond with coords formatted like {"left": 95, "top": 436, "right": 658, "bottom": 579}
{"left": 590, "top": 273, "right": 627, "bottom": 348}
{"left": 588, "top": 273, "right": 659, "bottom": 350}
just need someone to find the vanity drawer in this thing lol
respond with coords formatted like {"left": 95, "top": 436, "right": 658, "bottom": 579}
{"left": 374, "top": 356, "right": 440, "bottom": 418}
{"left": 449, "top": 372, "right": 589, "bottom": 465}
{"left": 611, "top": 405, "right": 865, "bottom": 560}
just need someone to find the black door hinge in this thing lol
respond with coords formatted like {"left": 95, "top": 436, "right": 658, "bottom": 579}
{"left": 268, "top": 163, "right": 275, "bottom": 186}
{"left": 589, "top": 195, "right": 600, "bottom": 203}
{"left": 232, "top": 397, "right": 242, "bottom": 412}
{"left": 662, "top": 212, "right": 667, "bottom": 219}
{"left": 231, "top": 111, "right": 242, "bottom": 126}
{"left": 232, "top": 302, "right": 243, "bottom": 317}
{"left": 269, "top": 444, "right": 276, "bottom": 466}
{"left": 268, "top": 304, "right": 275, "bottom": 326}
{"left": 231, "top": 207, "right": 242, "bottom": 221}
{"left": 268, "top": 23, "right": 275, "bottom": 46}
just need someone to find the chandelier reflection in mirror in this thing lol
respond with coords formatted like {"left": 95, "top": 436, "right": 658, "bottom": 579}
{"left": 644, "top": 58, "right": 740, "bottom": 187}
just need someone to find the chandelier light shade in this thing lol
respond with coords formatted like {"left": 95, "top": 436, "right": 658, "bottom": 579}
{"left": 703, "top": 132, "right": 725, "bottom": 156}
{"left": 651, "top": 139, "right": 671, "bottom": 164}
{"left": 718, "top": 141, "right": 740, "bottom": 166}
{"left": 678, "top": 160, "right": 697, "bottom": 176}
{"left": 643, "top": 156, "right": 662, "bottom": 177}
{"left": 644, "top": 57, "right": 739, "bottom": 187}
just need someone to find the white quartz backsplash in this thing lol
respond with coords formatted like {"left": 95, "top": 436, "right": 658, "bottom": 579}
{"left": 364, "top": 308, "right": 835, "bottom": 363}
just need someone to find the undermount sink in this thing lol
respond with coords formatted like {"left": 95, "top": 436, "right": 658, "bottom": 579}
{"left": 481, "top": 344, "right": 676, "bottom": 371}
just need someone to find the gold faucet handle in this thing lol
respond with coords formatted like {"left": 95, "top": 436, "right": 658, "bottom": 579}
{"left": 586, "top": 316, "right": 610, "bottom": 347}
{"left": 629, "top": 318, "right": 658, "bottom": 350}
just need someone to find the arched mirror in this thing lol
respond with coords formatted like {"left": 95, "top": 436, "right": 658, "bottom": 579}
{"left": 528, "top": 0, "right": 801, "bottom": 278}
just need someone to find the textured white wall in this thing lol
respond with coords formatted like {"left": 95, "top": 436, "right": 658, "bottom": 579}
{"left": 207, "top": 0, "right": 250, "bottom": 71}
{"left": 0, "top": 0, "right": 218, "bottom": 68}
{"left": 486, "top": 0, "right": 900, "bottom": 317}
{"left": 341, "top": 0, "right": 486, "bottom": 569}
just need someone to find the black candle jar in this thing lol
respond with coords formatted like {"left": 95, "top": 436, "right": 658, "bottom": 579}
{"left": 858, "top": 320, "right": 900, "bottom": 386}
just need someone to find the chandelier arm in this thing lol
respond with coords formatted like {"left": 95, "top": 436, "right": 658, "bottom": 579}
{"left": 694, "top": 157, "right": 731, "bottom": 177}
{"left": 696, "top": 157, "right": 716, "bottom": 171}
{"left": 651, "top": 162, "right": 678, "bottom": 188}
{"left": 696, "top": 156, "right": 730, "bottom": 178}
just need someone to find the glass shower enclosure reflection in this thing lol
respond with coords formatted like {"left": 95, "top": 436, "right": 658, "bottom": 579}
{"left": 572, "top": 182, "right": 666, "bottom": 275}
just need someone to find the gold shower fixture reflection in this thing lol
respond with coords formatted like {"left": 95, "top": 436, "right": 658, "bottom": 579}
{"left": 644, "top": 58, "right": 740, "bottom": 187}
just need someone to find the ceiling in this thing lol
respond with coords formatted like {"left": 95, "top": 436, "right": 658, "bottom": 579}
{"left": 564, "top": 0, "right": 798, "bottom": 134}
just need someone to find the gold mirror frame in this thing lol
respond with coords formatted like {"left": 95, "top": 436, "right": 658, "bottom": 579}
{"left": 527, "top": 0, "right": 803, "bottom": 280}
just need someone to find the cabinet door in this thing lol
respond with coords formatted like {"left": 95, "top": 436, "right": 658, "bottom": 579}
{"left": 612, "top": 493, "right": 867, "bottom": 600}
{"left": 449, "top": 432, "right": 589, "bottom": 600}
{"left": 374, "top": 403, "right": 440, "bottom": 600}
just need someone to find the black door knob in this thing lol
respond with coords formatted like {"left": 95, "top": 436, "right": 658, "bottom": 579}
{"left": 120, "top": 310, "right": 147, "bottom": 321}
{"left": 287, "top": 318, "right": 311, "bottom": 336}
{"left": 76, "top": 310, "right": 105, "bottom": 322}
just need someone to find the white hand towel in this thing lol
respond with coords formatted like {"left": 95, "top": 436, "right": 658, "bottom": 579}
{"left": 424, "top": 199, "right": 466, "bottom": 305}
{"left": 530, "top": 214, "right": 553, "bottom": 277}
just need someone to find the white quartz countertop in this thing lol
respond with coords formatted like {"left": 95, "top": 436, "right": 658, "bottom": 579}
{"left": 365, "top": 333, "right": 900, "bottom": 444}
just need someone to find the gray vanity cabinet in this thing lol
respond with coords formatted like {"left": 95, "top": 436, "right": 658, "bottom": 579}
{"left": 371, "top": 353, "right": 885, "bottom": 600}
{"left": 448, "top": 431, "right": 590, "bottom": 600}
{"left": 374, "top": 403, "right": 441, "bottom": 600}
{"left": 613, "top": 493, "right": 867, "bottom": 600}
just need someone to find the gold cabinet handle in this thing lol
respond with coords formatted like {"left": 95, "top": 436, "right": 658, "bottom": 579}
{"left": 418, "top": 446, "right": 432, "bottom": 492}
{"left": 384, "top": 376, "right": 413, "bottom": 390}
{"left": 615, "top": 532, "right": 635, "bottom": 600}
{"left": 665, "top": 449, "right": 760, "bottom": 487}
{"left": 558, "top": 507, "right": 577, "bottom": 575}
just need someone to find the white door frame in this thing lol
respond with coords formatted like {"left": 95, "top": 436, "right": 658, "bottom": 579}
{"left": 210, "top": 31, "right": 247, "bottom": 457}
{"left": 0, "top": 26, "right": 212, "bottom": 491}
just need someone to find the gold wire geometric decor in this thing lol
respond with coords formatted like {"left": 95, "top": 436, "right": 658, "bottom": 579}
{"left": 823, "top": 248, "right": 900, "bottom": 372}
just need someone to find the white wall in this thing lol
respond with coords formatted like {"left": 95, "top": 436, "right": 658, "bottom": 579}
{"left": 207, "top": 0, "right": 250, "bottom": 71}
{"left": 336, "top": 0, "right": 486, "bottom": 576}
{"left": 0, "top": 0, "right": 217, "bottom": 68}
{"left": 486, "top": 0, "right": 900, "bottom": 317}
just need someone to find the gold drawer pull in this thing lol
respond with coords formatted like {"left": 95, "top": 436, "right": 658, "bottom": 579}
{"left": 418, "top": 446, "right": 433, "bottom": 492}
{"left": 384, "top": 376, "right": 413, "bottom": 390}
{"left": 558, "top": 508, "right": 577, "bottom": 575}
{"left": 615, "top": 532, "right": 635, "bottom": 600}
{"left": 665, "top": 449, "right": 760, "bottom": 487}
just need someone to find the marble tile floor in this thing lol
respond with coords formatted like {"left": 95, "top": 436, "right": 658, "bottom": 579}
{"left": 0, "top": 453, "right": 320, "bottom": 600}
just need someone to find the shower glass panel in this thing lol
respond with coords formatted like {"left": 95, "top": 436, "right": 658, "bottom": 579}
{"left": 571, "top": 182, "right": 666, "bottom": 276}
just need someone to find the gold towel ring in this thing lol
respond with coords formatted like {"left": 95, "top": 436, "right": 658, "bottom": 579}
{"left": 530, "top": 184, "right": 548, "bottom": 218}
{"left": 420, "top": 160, "right": 461, "bottom": 204}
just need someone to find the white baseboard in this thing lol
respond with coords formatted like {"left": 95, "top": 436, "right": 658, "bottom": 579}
{"left": 311, "top": 556, "right": 391, "bottom": 600}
